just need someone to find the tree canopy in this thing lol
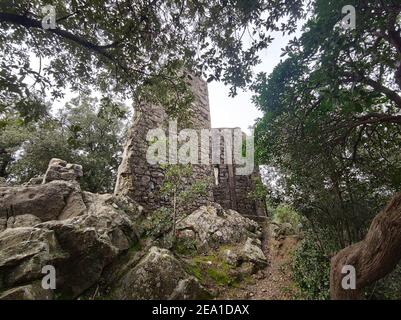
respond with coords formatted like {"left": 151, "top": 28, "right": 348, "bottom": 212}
{"left": 0, "top": 0, "right": 306, "bottom": 185}
{"left": 2, "top": 95, "right": 128, "bottom": 192}
{"left": 1, "top": 0, "right": 304, "bottom": 109}
{"left": 253, "top": 0, "right": 401, "bottom": 298}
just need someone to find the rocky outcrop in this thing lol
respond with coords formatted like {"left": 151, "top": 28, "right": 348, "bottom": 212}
{"left": 110, "top": 246, "right": 210, "bottom": 300}
{"left": 0, "top": 158, "right": 266, "bottom": 300}
{"left": 176, "top": 203, "right": 261, "bottom": 251}
{"left": 240, "top": 237, "right": 268, "bottom": 269}
{"left": 175, "top": 203, "right": 267, "bottom": 283}
{"left": 0, "top": 282, "right": 54, "bottom": 300}
{"left": 0, "top": 227, "right": 66, "bottom": 288}
{"left": 42, "top": 158, "right": 83, "bottom": 184}
{"left": 0, "top": 181, "right": 86, "bottom": 222}
{"left": 0, "top": 158, "right": 88, "bottom": 223}
{"left": 0, "top": 191, "right": 140, "bottom": 299}
{"left": 38, "top": 213, "right": 135, "bottom": 298}
{"left": 0, "top": 159, "right": 212, "bottom": 300}
{"left": 0, "top": 159, "right": 141, "bottom": 299}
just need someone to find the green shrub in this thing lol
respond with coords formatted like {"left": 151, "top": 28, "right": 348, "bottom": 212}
{"left": 143, "top": 207, "right": 172, "bottom": 238}
{"left": 292, "top": 236, "right": 330, "bottom": 300}
{"left": 273, "top": 204, "right": 300, "bottom": 229}
{"left": 173, "top": 237, "right": 198, "bottom": 256}
{"left": 365, "top": 262, "right": 401, "bottom": 300}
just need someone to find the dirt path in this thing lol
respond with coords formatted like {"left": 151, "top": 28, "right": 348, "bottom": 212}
{"left": 220, "top": 224, "right": 300, "bottom": 300}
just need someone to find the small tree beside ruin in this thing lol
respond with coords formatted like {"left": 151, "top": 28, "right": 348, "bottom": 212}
{"left": 160, "top": 164, "right": 209, "bottom": 246}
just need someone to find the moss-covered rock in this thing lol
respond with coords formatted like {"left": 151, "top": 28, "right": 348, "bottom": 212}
{"left": 109, "top": 246, "right": 210, "bottom": 300}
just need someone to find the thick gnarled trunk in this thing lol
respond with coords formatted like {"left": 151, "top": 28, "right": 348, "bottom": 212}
{"left": 330, "top": 192, "right": 401, "bottom": 300}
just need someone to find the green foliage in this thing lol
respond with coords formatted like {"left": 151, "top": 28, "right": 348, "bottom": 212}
{"left": 292, "top": 235, "right": 331, "bottom": 300}
{"left": 5, "top": 95, "right": 128, "bottom": 193}
{"left": 253, "top": 2, "right": 401, "bottom": 268}
{"left": 0, "top": 0, "right": 305, "bottom": 116}
{"left": 0, "top": 97, "right": 50, "bottom": 177}
{"left": 143, "top": 207, "right": 173, "bottom": 239}
{"left": 186, "top": 263, "right": 203, "bottom": 281}
{"left": 248, "top": 175, "right": 268, "bottom": 203}
{"left": 0, "top": 1, "right": 306, "bottom": 193}
{"left": 173, "top": 237, "right": 198, "bottom": 257}
{"left": 158, "top": 164, "right": 209, "bottom": 244}
{"left": 365, "top": 263, "right": 401, "bottom": 300}
{"left": 273, "top": 204, "right": 300, "bottom": 229}
{"left": 207, "top": 267, "right": 232, "bottom": 287}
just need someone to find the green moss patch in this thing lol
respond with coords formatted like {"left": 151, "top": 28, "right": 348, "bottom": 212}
{"left": 185, "top": 252, "right": 239, "bottom": 288}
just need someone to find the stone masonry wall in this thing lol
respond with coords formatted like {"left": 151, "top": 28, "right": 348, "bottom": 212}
{"left": 114, "top": 74, "right": 214, "bottom": 213}
{"left": 212, "top": 129, "right": 266, "bottom": 217}
{"left": 115, "top": 75, "right": 266, "bottom": 217}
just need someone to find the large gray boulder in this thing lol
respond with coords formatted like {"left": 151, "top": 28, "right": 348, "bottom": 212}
{"left": 240, "top": 237, "right": 268, "bottom": 269}
{"left": 42, "top": 158, "right": 83, "bottom": 184}
{"left": 0, "top": 227, "right": 66, "bottom": 288}
{"left": 0, "top": 158, "right": 86, "bottom": 223}
{"left": 0, "top": 282, "right": 53, "bottom": 300}
{"left": 0, "top": 158, "right": 144, "bottom": 300}
{"left": 0, "top": 192, "right": 140, "bottom": 299}
{"left": 0, "top": 181, "right": 86, "bottom": 222}
{"left": 176, "top": 203, "right": 261, "bottom": 251}
{"left": 110, "top": 246, "right": 210, "bottom": 300}
{"left": 35, "top": 193, "right": 139, "bottom": 299}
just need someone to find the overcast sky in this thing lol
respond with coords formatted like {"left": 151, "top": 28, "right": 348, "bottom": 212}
{"left": 209, "top": 30, "right": 299, "bottom": 134}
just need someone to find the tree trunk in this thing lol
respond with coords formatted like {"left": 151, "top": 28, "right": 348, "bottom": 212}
{"left": 172, "top": 189, "right": 177, "bottom": 244}
{"left": 0, "top": 148, "right": 12, "bottom": 178}
{"left": 330, "top": 192, "right": 401, "bottom": 299}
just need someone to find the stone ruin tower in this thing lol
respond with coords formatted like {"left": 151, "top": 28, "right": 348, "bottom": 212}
{"left": 114, "top": 74, "right": 266, "bottom": 218}
{"left": 114, "top": 74, "right": 214, "bottom": 213}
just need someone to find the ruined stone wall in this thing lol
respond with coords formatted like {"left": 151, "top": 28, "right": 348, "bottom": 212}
{"left": 114, "top": 74, "right": 214, "bottom": 213}
{"left": 212, "top": 129, "right": 266, "bottom": 217}
{"left": 115, "top": 75, "right": 266, "bottom": 217}
{"left": 234, "top": 172, "right": 266, "bottom": 217}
